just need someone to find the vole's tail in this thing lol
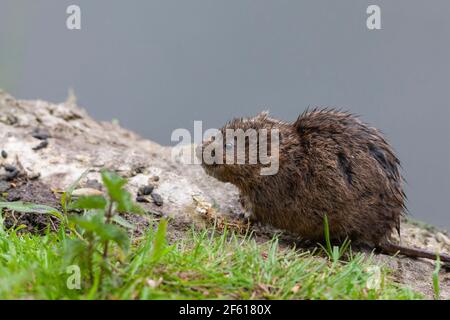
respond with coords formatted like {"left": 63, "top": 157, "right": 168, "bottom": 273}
{"left": 378, "top": 242, "right": 450, "bottom": 263}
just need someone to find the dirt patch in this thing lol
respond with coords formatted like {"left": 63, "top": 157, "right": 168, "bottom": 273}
{"left": 2, "top": 179, "right": 61, "bottom": 233}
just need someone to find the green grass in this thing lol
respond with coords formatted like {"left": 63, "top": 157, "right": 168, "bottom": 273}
{"left": 0, "top": 222, "right": 422, "bottom": 300}
{"left": 0, "top": 170, "right": 423, "bottom": 300}
{"left": 433, "top": 255, "right": 441, "bottom": 300}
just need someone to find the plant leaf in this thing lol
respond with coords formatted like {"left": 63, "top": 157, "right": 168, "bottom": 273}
{"left": 62, "top": 169, "right": 91, "bottom": 212}
{"left": 70, "top": 213, "right": 130, "bottom": 252}
{"left": 433, "top": 255, "right": 441, "bottom": 300}
{"left": 70, "top": 196, "right": 107, "bottom": 210}
{"left": 151, "top": 219, "right": 168, "bottom": 262}
{"left": 323, "top": 214, "right": 332, "bottom": 256}
{"left": 101, "top": 224, "right": 130, "bottom": 252}
{"left": 100, "top": 170, "right": 144, "bottom": 214}
{"left": 112, "top": 215, "right": 135, "bottom": 230}
{"left": 0, "top": 202, "right": 63, "bottom": 220}
{"left": 102, "top": 170, "right": 145, "bottom": 214}
{"left": 101, "top": 170, "right": 127, "bottom": 203}
{"left": 63, "top": 238, "right": 88, "bottom": 264}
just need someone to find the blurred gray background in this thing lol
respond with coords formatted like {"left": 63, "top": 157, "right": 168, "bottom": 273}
{"left": 1, "top": 1, "right": 449, "bottom": 229}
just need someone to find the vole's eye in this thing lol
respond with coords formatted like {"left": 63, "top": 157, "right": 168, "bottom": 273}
{"left": 225, "top": 142, "right": 234, "bottom": 150}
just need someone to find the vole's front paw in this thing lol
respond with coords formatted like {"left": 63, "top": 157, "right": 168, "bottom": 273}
{"left": 237, "top": 210, "right": 254, "bottom": 221}
{"left": 239, "top": 195, "right": 254, "bottom": 220}
{"left": 238, "top": 194, "right": 256, "bottom": 222}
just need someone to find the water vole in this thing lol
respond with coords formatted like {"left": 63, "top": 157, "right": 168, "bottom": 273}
{"left": 198, "top": 109, "right": 450, "bottom": 262}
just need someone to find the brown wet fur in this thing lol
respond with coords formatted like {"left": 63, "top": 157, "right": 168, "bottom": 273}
{"left": 199, "top": 109, "right": 450, "bottom": 262}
